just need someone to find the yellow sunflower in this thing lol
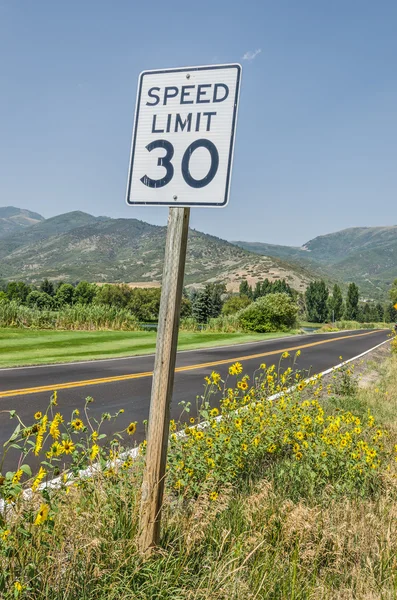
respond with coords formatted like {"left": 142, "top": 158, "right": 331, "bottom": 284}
{"left": 34, "top": 503, "right": 50, "bottom": 526}
{"left": 61, "top": 439, "right": 75, "bottom": 454}
{"left": 71, "top": 418, "right": 84, "bottom": 431}
{"left": 127, "top": 422, "right": 137, "bottom": 436}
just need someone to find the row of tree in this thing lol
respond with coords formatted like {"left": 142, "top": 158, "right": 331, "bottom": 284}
{"left": 190, "top": 277, "right": 397, "bottom": 326}
{"left": 305, "top": 280, "right": 396, "bottom": 324}
{"left": 0, "top": 280, "right": 166, "bottom": 322}
{"left": 239, "top": 278, "right": 295, "bottom": 300}
{"left": 2, "top": 277, "right": 396, "bottom": 327}
{"left": 188, "top": 279, "right": 297, "bottom": 324}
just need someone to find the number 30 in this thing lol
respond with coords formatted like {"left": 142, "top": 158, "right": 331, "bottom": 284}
{"left": 140, "top": 139, "right": 219, "bottom": 189}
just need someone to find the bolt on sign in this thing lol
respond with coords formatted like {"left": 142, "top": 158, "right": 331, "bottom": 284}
{"left": 126, "top": 64, "right": 241, "bottom": 207}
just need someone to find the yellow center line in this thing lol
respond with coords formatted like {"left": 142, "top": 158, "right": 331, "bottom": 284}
{"left": 0, "top": 330, "right": 383, "bottom": 399}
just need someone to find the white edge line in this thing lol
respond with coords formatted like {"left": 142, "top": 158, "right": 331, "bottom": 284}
{"left": 0, "top": 336, "right": 391, "bottom": 513}
{"left": 0, "top": 329, "right": 386, "bottom": 373}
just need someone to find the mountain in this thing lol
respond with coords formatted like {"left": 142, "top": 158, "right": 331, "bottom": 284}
{"left": 0, "top": 211, "right": 100, "bottom": 260}
{"left": 233, "top": 241, "right": 307, "bottom": 263}
{"left": 3, "top": 207, "right": 395, "bottom": 298}
{"left": 235, "top": 226, "right": 397, "bottom": 299}
{"left": 0, "top": 207, "right": 44, "bottom": 239}
{"left": 0, "top": 210, "right": 314, "bottom": 292}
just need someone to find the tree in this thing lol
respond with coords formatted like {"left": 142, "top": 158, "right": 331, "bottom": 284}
{"left": 253, "top": 281, "right": 262, "bottom": 300}
{"left": 389, "top": 279, "right": 397, "bottom": 306}
{"left": 272, "top": 279, "right": 295, "bottom": 298}
{"left": 345, "top": 283, "right": 359, "bottom": 320}
{"left": 296, "top": 292, "right": 306, "bottom": 319}
{"left": 55, "top": 283, "right": 75, "bottom": 306}
{"left": 222, "top": 294, "right": 251, "bottom": 315}
{"left": 128, "top": 288, "right": 161, "bottom": 321}
{"left": 385, "top": 303, "right": 397, "bottom": 322}
{"left": 238, "top": 293, "right": 298, "bottom": 333}
{"left": 180, "top": 295, "right": 192, "bottom": 318}
{"left": 40, "top": 278, "right": 55, "bottom": 296}
{"left": 239, "top": 280, "right": 253, "bottom": 300}
{"left": 192, "top": 289, "right": 212, "bottom": 324}
{"left": 328, "top": 284, "right": 344, "bottom": 321}
{"left": 74, "top": 281, "right": 98, "bottom": 305}
{"left": 95, "top": 284, "right": 132, "bottom": 309}
{"left": 6, "top": 281, "right": 31, "bottom": 304}
{"left": 261, "top": 279, "right": 271, "bottom": 296}
{"left": 368, "top": 303, "right": 379, "bottom": 322}
{"left": 26, "top": 290, "right": 55, "bottom": 310}
{"left": 206, "top": 283, "right": 226, "bottom": 318}
{"left": 375, "top": 302, "right": 384, "bottom": 322}
{"left": 0, "top": 291, "right": 9, "bottom": 304}
{"left": 360, "top": 303, "right": 372, "bottom": 323}
{"left": 305, "top": 280, "right": 329, "bottom": 323}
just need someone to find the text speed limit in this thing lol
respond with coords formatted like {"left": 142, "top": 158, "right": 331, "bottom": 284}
{"left": 126, "top": 64, "right": 241, "bottom": 207}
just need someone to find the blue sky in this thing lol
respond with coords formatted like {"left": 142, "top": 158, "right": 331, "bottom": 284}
{"left": 1, "top": 0, "right": 396, "bottom": 245}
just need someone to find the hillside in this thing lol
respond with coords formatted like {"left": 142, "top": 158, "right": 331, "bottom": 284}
{"left": 0, "top": 210, "right": 314, "bottom": 292}
{"left": 235, "top": 226, "right": 397, "bottom": 299}
{"left": 233, "top": 240, "right": 307, "bottom": 262}
{"left": 0, "top": 206, "right": 44, "bottom": 238}
{"left": 0, "top": 211, "right": 102, "bottom": 260}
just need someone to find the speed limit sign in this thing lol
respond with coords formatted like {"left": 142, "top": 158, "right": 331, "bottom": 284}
{"left": 130, "top": 64, "right": 242, "bottom": 554}
{"left": 126, "top": 64, "right": 241, "bottom": 207}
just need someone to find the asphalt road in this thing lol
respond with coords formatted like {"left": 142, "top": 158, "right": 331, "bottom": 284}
{"left": 0, "top": 329, "right": 390, "bottom": 458}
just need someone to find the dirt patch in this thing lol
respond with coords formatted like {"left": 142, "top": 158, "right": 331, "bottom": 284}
{"left": 359, "top": 370, "right": 379, "bottom": 389}
{"left": 95, "top": 281, "right": 161, "bottom": 288}
{"left": 319, "top": 339, "right": 392, "bottom": 394}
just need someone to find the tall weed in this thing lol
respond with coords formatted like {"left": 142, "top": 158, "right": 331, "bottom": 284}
{"left": 0, "top": 301, "right": 141, "bottom": 330}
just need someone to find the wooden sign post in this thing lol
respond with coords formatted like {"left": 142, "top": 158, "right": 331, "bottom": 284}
{"left": 138, "top": 206, "right": 189, "bottom": 553}
{"left": 125, "top": 64, "right": 241, "bottom": 553}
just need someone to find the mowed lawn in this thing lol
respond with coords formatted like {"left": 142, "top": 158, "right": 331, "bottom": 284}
{"left": 0, "top": 328, "right": 294, "bottom": 368}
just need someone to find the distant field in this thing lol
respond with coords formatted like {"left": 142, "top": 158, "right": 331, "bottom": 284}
{"left": 0, "top": 328, "right": 295, "bottom": 368}
{"left": 299, "top": 321, "right": 323, "bottom": 329}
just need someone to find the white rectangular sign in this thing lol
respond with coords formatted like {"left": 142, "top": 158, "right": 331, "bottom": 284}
{"left": 126, "top": 64, "right": 241, "bottom": 207}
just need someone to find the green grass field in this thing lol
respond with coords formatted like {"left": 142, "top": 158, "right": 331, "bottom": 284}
{"left": 0, "top": 328, "right": 295, "bottom": 368}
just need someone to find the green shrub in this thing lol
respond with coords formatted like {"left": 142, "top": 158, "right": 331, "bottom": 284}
{"left": 222, "top": 294, "right": 251, "bottom": 315}
{"left": 180, "top": 315, "right": 242, "bottom": 333}
{"left": 332, "top": 320, "right": 391, "bottom": 331}
{"left": 179, "top": 317, "right": 202, "bottom": 332}
{"left": 26, "top": 290, "right": 55, "bottom": 310}
{"left": 94, "top": 283, "right": 132, "bottom": 309}
{"left": 204, "top": 314, "right": 242, "bottom": 332}
{"left": 238, "top": 293, "right": 298, "bottom": 332}
{"left": 74, "top": 282, "right": 98, "bottom": 305}
{"left": 55, "top": 283, "right": 75, "bottom": 306}
{"left": 330, "top": 362, "right": 359, "bottom": 396}
{"left": 0, "top": 291, "right": 9, "bottom": 305}
{"left": 128, "top": 287, "right": 162, "bottom": 321}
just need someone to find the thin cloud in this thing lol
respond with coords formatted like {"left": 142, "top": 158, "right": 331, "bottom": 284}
{"left": 242, "top": 48, "right": 262, "bottom": 61}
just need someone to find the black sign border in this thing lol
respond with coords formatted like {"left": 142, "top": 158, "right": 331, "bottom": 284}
{"left": 126, "top": 64, "right": 241, "bottom": 207}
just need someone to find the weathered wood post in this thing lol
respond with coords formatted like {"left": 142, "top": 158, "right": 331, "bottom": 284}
{"left": 138, "top": 206, "right": 190, "bottom": 554}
